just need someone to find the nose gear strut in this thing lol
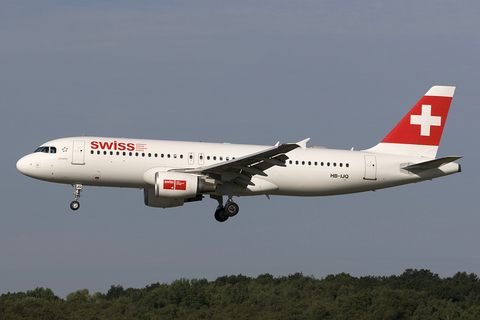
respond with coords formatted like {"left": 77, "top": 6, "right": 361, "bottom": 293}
{"left": 70, "top": 184, "right": 82, "bottom": 210}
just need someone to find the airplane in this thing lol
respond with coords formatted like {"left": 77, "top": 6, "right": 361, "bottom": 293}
{"left": 16, "top": 86, "right": 461, "bottom": 222}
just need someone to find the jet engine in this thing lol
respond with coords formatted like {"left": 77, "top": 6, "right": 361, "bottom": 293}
{"left": 144, "top": 172, "right": 216, "bottom": 208}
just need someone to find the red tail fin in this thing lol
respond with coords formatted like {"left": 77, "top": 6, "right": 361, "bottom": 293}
{"left": 367, "top": 86, "right": 455, "bottom": 158}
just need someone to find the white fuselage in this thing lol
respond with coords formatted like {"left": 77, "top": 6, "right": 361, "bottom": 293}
{"left": 15, "top": 86, "right": 461, "bottom": 221}
{"left": 16, "top": 136, "right": 460, "bottom": 198}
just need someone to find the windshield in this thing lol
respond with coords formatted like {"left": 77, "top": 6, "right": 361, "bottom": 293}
{"left": 34, "top": 146, "right": 56, "bottom": 154}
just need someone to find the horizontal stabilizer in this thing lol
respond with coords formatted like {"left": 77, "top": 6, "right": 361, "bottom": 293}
{"left": 402, "top": 156, "right": 462, "bottom": 172}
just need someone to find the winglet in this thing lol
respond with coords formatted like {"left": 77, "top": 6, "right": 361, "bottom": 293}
{"left": 296, "top": 138, "right": 311, "bottom": 150}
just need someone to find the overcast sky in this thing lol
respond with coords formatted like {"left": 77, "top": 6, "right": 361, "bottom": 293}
{"left": 1, "top": 1, "right": 479, "bottom": 298}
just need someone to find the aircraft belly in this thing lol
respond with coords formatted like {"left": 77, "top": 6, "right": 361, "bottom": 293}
{"left": 89, "top": 164, "right": 147, "bottom": 188}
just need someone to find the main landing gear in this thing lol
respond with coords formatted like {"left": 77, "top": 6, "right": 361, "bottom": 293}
{"left": 212, "top": 196, "right": 239, "bottom": 222}
{"left": 70, "top": 184, "right": 82, "bottom": 211}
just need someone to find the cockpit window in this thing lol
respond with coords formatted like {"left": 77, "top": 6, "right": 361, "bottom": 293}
{"left": 34, "top": 147, "right": 49, "bottom": 153}
{"left": 34, "top": 146, "right": 56, "bottom": 153}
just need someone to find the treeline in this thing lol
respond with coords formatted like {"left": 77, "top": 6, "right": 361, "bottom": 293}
{"left": 2, "top": 269, "right": 480, "bottom": 319}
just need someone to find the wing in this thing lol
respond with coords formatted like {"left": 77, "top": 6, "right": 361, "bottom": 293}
{"left": 173, "top": 138, "right": 310, "bottom": 188}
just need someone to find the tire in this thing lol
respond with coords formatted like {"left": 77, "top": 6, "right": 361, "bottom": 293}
{"left": 214, "top": 208, "right": 228, "bottom": 222}
{"left": 225, "top": 202, "right": 239, "bottom": 217}
{"left": 70, "top": 201, "right": 80, "bottom": 211}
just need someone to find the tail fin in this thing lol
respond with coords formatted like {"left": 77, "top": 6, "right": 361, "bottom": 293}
{"left": 366, "top": 85, "right": 455, "bottom": 158}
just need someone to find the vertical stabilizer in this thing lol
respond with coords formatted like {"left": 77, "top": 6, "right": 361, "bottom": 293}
{"left": 366, "top": 86, "right": 455, "bottom": 158}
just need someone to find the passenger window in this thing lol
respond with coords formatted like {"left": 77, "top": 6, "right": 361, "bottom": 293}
{"left": 91, "top": 150, "right": 94, "bottom": 154}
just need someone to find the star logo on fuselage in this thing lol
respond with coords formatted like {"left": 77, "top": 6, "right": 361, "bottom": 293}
{"left": 62, "top": 147, "right": 68, "bottom": 152}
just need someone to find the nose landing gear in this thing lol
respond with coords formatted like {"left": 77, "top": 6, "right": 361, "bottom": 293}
{"left": 70, "top": 184, "right": 82, "bottom": 210}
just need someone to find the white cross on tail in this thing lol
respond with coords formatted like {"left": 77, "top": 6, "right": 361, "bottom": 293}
{"left": 410, "top": 105, "right": 441, "bottom": 136}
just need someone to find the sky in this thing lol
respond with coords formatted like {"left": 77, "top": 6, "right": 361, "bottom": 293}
{"left": 1, "top": 0, "right": 479, "bottom": 298}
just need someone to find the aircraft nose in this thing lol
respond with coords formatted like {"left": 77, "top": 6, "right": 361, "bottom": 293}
{"left": 16, "top": 155, "right": 31, "bottom": 176}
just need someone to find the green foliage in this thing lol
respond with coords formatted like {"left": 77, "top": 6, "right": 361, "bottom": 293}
{"left": 2, "top": 270, "right": 480, "bottom": 319}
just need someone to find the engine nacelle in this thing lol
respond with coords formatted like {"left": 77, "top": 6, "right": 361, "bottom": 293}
{"left": 143, "top": 172, "right": 216, "bottom": 208}
{"left": 144, "top": 188, "right": 185, "bottom": 208}
{"left": 155, "top": 172, "right": 198, "bottom": 198}
{"left": 155, "top": 171, "right": 216, "bottom": 198}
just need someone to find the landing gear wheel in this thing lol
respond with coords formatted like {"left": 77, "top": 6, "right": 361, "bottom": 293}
{"left": 70, "top": 201, "right": 80, "bottom": 211}
{"left": 71, "top": 184, "right": 83, "bottom": 211}
{"left": 214, "top": 208, "right": 228, "bottom": 222}
{"left": 225, "top": 201, "right": 239, "bottom": 217}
